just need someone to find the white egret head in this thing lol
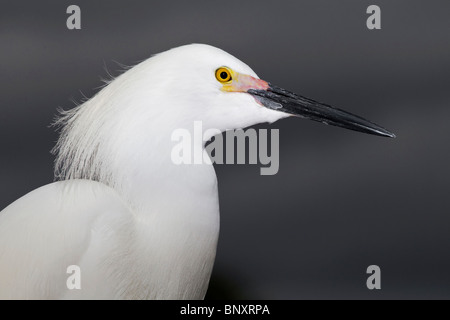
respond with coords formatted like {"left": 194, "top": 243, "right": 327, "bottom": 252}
{"left": 136, "top": 43, "right": 395, "bottom": 137}
{"left": 130, "top": 44, "right": 288, "bottom": 133}
{"left": 53, "top": 44, "right": 394, "bottom": 184}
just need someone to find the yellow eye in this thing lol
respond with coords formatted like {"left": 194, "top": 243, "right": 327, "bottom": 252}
{"left": 215, "top": 67, "right": 232, "bottom": 83}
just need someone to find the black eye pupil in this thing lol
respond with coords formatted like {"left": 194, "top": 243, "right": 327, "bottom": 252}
{"left": 220, "top": 72, "right": 228, "bottom": 80}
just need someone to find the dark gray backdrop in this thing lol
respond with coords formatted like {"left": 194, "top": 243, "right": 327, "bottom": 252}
{"left": 1, "top": 0, "right": 449, "bottom": 299}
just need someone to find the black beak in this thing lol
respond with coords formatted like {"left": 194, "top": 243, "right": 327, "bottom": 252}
{"left": 248, "top": 84, "right": 395, "bottom": 138}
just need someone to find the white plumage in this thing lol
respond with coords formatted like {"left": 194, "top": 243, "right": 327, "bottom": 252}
{"left": 0, "top": 44, "right": 286, "bottom": 299}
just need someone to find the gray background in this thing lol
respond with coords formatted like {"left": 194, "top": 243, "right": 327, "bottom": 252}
{"left": 1, "top": 0, "right": 449, "bottom": 299}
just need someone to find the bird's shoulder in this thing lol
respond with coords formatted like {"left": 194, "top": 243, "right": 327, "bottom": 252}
{"left": 0, "top": 180, "right": 132, "bottom": 235}
{"left": 0, "top": 179, "right": 133, "bottom": 299}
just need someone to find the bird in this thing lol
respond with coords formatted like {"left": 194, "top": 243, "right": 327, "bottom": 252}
{"left": 0, "top": 44, "right": 395, "bottom": 299}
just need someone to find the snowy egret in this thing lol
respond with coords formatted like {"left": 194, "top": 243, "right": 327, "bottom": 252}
{"left": 0, "top": 44, "right": 394, "bottom": 299}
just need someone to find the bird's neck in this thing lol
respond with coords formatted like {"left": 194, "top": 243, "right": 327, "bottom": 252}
{"left": 111, "top": 136, "right": 220, "bottom": 299}
{"left": 114, "top": 128, "right": 218, "bottom": 210}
